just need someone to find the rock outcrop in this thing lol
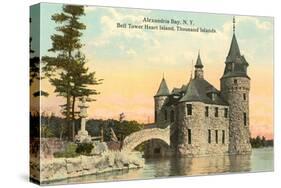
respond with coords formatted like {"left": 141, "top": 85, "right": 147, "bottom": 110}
{"left": 30, "top": 151, "right": 144, "bottom": 183}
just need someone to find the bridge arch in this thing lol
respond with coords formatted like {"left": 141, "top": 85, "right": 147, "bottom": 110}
{"left": 121, "top": 126, "right": 170, "bottom": 152}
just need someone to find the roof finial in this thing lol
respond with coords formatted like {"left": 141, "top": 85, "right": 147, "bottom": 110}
{"left": 233, "top": 16, "right": 236, "bottom": 34}
{"left": 162, "top": 72, "right": 165, "bottom": 79}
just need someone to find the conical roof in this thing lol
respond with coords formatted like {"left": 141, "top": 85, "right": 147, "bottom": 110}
{"left": 195, "top": 52, "right": 204, "bottom": 68}
{"left": 155, "top": 78, "right": 170, "bottom": 97}
{"left": 222, "top": 19, "right": 250, "bottom": 79}
{"left": 226, "top": 34, "right": 241, "bottom": 62}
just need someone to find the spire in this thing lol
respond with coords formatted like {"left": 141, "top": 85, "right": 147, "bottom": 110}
{"left": 227, "top": 16, "right": 241, "bottom": 60}
{"left": 190, "top": 60, "right": 193, "bottom": 81}
{"left": 233, "top": 16, "right": 235, "bottom": 33}
{"left": 194, "top": 51, "right": 204, "bottom": 79}
{"left": 227, "top": 31, "right": 241, "bottom": 60}
{"left": 222, "top": 17, "right": 249, "bottom": 79}
{"left": 155, "top": 76, "right": 170, "bottom": 97}
{"left": 195, "top": 50, "right": 204, "bottom": 68}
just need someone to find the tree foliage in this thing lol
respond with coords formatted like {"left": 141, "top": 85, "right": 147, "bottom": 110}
{"left": 40, "top": 115, "right": 144, "bottom": 144}
{"left": 250, "top": 136, "right": 273, "bottom": 148}
{"left": 42, "top": 5, "right": 102, "bottom": 140}
{"left": 30, "top": 18, "right": 49, "bottom": 97}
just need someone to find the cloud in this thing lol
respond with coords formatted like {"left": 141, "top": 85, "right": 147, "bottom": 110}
{"left": 90, "top": 7, "right": 150, "bottom": 47}
{"left": 84, "top": 6, "right": 97, "bottom": 13}
{"left": 126, "top": 49, "right": 137, "bottom": 56}
{"left": 238, "top": 16, "right": 272, "bottom": 31}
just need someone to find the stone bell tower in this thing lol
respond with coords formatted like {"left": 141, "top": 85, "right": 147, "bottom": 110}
{"left": 220, "top": 17, "right": 252, "bottom": 154}
{"left": 154, "top": 75, "right": 170, "bottom": 125}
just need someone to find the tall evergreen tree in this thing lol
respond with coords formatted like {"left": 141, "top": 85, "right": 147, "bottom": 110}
{"left": 42, "top": 5, "right": 85, "bottom": 140}
{"left": 68, "top": 52, "right": 103, "bottom": 139}
{"left": 42, "top": 5, "right": 102, "bottom": 140}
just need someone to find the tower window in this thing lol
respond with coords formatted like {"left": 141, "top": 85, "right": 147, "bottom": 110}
{"left": 224, "top": 108, "right": 228, "bottom": 118}
{"left": 170, "top": 110, "right": 175, "bottom": 122}
{"left": 222, "top": 130, "right": 225, "bottom": 144}
{"left": 164, "top": 110, "right": 168, "bottom": 121}
{"left": 215, "top": 130, "right": 218, "bottom": 144}
{"left": 211, "top": 93, "right": 216, "bottom": 101}
{"left": 155, "top": 110, "right": 157, "bottom": 122}
{"left": 205, "top": 106, "right": 209, "bottom": 117}
{"left": 243, "top": 112, "right": 247, "bottom": 126}
{"left": 243, "top": 93, "right": 246, "bottom": 100}
{"left": 187, "top": 104, "right": 192, "bottom": 115}
{"left": 215, "top": 107, "right": 219, "bottom": 117}
{"left": 188, "top": 129, "right": 192, "bottom": 144}
{"left": 208, "top": 130, "right": 211, "bottom": 144}
{"left": 234, "top": 79, "right": 238, "bottom": 84}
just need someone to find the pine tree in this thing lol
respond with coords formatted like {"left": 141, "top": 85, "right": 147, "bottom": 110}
{"left": 68, "top": 52, "right": 103, "bottom": 139}
{"left": 42, "top": 5, "right": 102, "bottom": 141}
{"left": 42, "top": 5, "right": 86, "bottom": 140}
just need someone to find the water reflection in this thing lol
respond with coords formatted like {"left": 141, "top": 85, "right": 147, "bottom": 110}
{"left": 52, "top": 148, "right": 273, "bottom": 185}
{"left": 145, "top": 153, "right": 251, "bottom": 177}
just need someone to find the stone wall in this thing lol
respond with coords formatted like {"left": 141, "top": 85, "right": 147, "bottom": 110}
{"left": 40, "top": 138, "right": 68, "bottom": 158}
{"left": 221, "top": 76, "right": 251, "bottom": 154}
{"left": 154, "top": 96, "right": 168, "bottom": 124}
{"left": 204, "top": 104, "right": 229, "bottom": 155}
{"left": 30, "top": 138, "right": 68, "bottom": 182}
{"left": 176, "top": 102, "right": 229, "bottom": 157}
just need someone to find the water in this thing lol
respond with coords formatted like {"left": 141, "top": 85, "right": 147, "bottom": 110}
{"left": 54, "top": 147, "right": 273, "bottom": 184}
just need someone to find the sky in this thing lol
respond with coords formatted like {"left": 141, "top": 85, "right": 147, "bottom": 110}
{"left": 30, "top": 3, "right": 274, "bottom": 139}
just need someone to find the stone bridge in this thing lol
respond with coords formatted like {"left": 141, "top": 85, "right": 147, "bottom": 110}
{"left": 121, "top": 126, "right": 170, "bottom": 152}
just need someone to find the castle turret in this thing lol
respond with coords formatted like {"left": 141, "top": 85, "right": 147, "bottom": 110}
{"left": 220, "top": 17, "right": 251, "bottom": 154}
{"left": 194, "top": 52, "right": 204, "bottom": 79}
{"left": 154, "top": 76, "right": 170, "bottom": 123}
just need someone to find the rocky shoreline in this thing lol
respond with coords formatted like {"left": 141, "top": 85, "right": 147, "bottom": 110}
{"left": 30, "top": 151, "right": 144, "bottom": 183}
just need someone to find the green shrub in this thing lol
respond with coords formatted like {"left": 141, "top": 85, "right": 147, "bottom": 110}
{"left": 53, "top": 143, "right": 78, "bottom": 158}
{"left": 76, "top": 143, "right": 94, "bottom": 156}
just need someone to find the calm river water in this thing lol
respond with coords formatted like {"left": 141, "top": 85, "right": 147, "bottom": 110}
{"left": 54, "top": 147, "right": 273, "bottom": 185}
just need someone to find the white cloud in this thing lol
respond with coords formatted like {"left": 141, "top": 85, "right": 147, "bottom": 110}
{"left": 84, "top": 6, "right": 97, "bottom": 13}
{"left": 85, "top": 8, "right": 272, "bottom": 72}
{"left": 126, "top": 49, "right": 137, "bottom": 56}
{"left": 238, "top": 16, "right": 272, "bottom": 31}
{"left": 89, "top": 7, "right": 150, "bottom": 48}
